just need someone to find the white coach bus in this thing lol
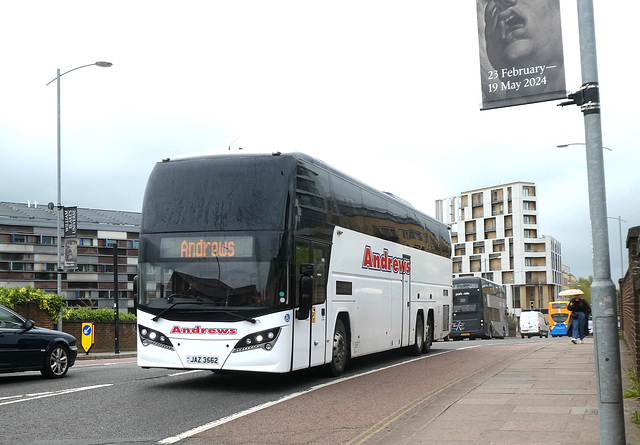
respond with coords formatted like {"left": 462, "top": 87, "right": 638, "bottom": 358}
{"left": 136, "top": 152, "right": 452, "bottom": 376}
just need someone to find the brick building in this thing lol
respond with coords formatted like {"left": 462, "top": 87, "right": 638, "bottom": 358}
{"left": 0, "top": 201, "right": 140, "bottom": 310}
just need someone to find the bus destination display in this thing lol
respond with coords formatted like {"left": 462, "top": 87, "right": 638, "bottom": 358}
{"left": 160, "top": 236, "right": 254, "bottom": 259}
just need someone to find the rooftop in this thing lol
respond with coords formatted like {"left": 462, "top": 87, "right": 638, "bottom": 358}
{"left": 0, "top": 201, "right": 140, "bottom": 231}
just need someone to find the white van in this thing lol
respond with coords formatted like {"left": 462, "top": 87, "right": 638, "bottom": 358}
{"left": 519, "top": 311, "right": 549, "bottom": 338}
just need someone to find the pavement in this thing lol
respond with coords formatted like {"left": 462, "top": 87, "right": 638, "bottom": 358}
{"left": 77, "top": 340, "right": 640, "bottom": 445}
{"left": 365, "top": 337, "right": 640, "bottom": 445}
{"left": 75, "top": 350, "right": 136, "bottom": 360}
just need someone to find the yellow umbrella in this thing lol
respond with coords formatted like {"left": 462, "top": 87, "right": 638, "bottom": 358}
{"left": 558, "top": 289, "right": 584, "bottom": 297}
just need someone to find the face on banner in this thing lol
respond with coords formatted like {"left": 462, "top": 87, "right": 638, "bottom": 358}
{"left": 477, "top": 0, "right": 566, "bottom": 110}
{"left": 64, "top": 238, "right": 78, "bottom": 270}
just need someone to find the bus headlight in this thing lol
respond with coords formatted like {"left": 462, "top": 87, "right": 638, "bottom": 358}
{"left": 139, "top": 325, "right": 175, "bottom": 350}
{"left": 233, "top": 328, "right": 281, "bottom": 353}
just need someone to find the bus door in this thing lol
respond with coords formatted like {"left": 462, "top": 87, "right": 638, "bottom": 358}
{"left": 292, "top": 241, "right": 328, "bottom": 371}
{"left": 401, "top": 254, "right": 411, "bottom": 346}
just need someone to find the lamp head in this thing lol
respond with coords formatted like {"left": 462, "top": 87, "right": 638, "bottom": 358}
{"left": 95, "top": 61, "right": 113, "bottom": 67}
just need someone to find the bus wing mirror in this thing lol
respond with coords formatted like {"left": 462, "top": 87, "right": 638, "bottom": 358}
{"left": 300, "top": 263, "right": 314, "bottom": 276}
{"left": 297, "top": 264, "right": 314, "bottom": 320}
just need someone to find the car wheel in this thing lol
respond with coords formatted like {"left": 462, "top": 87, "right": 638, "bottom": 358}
{"left": 41, "top": 343, "right": 70, "bottom": 378}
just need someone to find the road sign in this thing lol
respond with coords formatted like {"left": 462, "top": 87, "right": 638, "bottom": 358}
{"left": 82, "top": 322, "right": 95, "bottom": 354}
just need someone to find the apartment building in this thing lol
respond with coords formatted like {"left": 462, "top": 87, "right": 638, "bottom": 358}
{"left": 562, "top": 264, "right": 578, "bottom": 291}
{"left": 0, "top": 201, "right": 140, "bottom": 310}
{"left": 436, "top": 182, "right": 562, "bottom": 315}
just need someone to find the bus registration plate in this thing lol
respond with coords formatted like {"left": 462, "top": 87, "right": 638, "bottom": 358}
{"left": 186, "top": 355, "right": 219, "bottom": 364}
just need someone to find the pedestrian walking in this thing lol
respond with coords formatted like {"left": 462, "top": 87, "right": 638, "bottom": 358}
{"left": 567, "top": 294, "right": 591, "bottom": 344}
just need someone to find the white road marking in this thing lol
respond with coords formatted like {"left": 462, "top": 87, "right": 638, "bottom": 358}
{"left": 159, "top": 349, "right": 460, "bottom": 444}
{"left": 0, "top": 384, "right": 112, "bottom": 407}
{"left": 169, "top": 370, "right": 204, "bottom": 377}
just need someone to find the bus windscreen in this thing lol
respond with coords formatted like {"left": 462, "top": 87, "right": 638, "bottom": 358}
{"left": 141, "top": 155, "right": 293, "bottom": 233}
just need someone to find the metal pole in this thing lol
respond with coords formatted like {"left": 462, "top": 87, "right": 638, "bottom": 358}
{"left": 47, "top": 62, "right": 112, "bottom": 331}
{"left": 56, "top": 68, "right": 63, "bottom": 331}
{"left": 618, "top": 217, "right": 623, "bottom": 278}
{"left": 113, "top": 243, "right": 120, "bottom": 354}
{"left": 576, "top": 1, "right": 625, "bottom": 442}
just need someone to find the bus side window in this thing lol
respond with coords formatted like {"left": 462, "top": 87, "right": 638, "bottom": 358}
{"left": 296, "top": 241, "right": 329, "bottom": 306}
{"left": 295, "top": 242, "right": 311, "bottom": 307}
{"left": 312, "top": 245, "right": 328, "bottom": 305}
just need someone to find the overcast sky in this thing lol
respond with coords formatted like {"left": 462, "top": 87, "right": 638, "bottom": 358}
{"left": 1, "top": 1, "right": 637, "bottom": 281}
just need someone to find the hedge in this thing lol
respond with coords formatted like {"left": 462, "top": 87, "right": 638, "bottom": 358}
{"left": 62, "top": 307, "right": 136, "bottom": 322}
{"left": 0, "top": 286, "right": 136, "bottom": 323}
{"left": 0, "top": 286, "right": 64, "bottom": 322}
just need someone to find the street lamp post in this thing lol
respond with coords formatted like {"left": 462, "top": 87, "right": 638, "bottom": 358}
{"left": 46, "top": 62, "right": 112, "bottom": 331}
{"left": 557, "top": 142, "right": 612, "bottom": 151}
{"left": 557, "top": 144, "right": 624, "bottom": 280}
{"left": 607, "top": 216, "right": 626, "bottom": 279}
{"left": 572, "top": 1, "right": 625, "bottom": 441}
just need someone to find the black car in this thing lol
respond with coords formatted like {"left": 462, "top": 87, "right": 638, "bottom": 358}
{"left": 0, "top": 304, "right": 78, "bottom": 378}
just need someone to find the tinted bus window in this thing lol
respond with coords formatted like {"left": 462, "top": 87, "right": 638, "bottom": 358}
{"left": 142, "top": 155, "right": 294, "bottom": 233}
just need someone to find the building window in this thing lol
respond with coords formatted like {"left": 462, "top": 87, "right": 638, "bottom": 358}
{"left": 45, "top": 263, "right": 57, "bottom": 271}
{"left": 13, "top": 234, "right": 29, "bottom": 243}
{"left": 40, "top": 235, "right": 56, "bottom": 245}
{"left": 11, "top": 262, "right": 30, "bottom": 271}
{"left": 80, "top": 238, "right": 94, "bottom": 246}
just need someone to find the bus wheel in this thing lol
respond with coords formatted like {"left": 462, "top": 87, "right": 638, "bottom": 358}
{"left": 411, "top": 314, "right": 425, "bottom": 356}
{"left": 328, "top": 319, "right": 348, "bottom": 377}
{"left": 422, "top": 315, "right": 433, "bottom": 354}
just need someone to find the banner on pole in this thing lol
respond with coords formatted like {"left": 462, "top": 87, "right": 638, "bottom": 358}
{"left": 63, "top": 206, "right": 77, "bottom": 238}
{"left": 63, "top": 238, "right": 78, "bottom": 270}
{"left": 477, "top": 0, "right": 567, "bottom": 110}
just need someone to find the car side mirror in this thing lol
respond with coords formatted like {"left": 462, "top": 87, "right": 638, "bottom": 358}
{"left": 24, "top": 319, "right": 35, "bottom": 331}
